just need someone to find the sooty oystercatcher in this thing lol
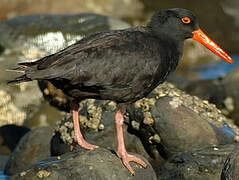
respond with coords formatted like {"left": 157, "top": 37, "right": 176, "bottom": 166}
{"left": 8, "top": 8, "right": 233, "bottom": 174}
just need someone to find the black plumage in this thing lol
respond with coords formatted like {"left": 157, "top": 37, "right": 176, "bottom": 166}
{"left": 9, "top": 27, "right": 182, "bottom": 103}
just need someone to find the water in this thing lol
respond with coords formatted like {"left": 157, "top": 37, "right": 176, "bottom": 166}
{"left": 199, "top": 56, "right": 239, "bottom": 79}
{"left": 0, "top": 171, "right": 9, "bottom": 180}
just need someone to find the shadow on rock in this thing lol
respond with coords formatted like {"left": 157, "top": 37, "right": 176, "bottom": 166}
{"left": 0, "top": 124, "right": 30, "bottom": 155}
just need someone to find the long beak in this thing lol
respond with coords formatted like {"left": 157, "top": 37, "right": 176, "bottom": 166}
{"left": 192, "top": 29, "right": 233, "bottom": 64}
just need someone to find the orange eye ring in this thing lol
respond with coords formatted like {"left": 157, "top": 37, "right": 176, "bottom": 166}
{"left": 181, "top": 17, "right": 191, "bottom": 24}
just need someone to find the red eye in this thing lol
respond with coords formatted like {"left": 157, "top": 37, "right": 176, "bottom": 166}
{"left": 181, "top": 17, "right": 191, "bottom": 24}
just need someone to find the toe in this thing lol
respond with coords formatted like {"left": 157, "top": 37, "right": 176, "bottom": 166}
{"left": 120, "top": 153, "right": 147, "bottom": 175}
{"left": 122, "top": 159, "right": 135, "bottom": 175}
{"left": 128, "top": 154, "right": 147, "bottom": 168}
{"left": 80, "top": 143, "right": 98, "bottom": 150}
{"left": 74, "top": 137, "right": 99, "bottom": 150}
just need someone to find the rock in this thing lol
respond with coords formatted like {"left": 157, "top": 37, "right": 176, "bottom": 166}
{"left": 4, "top": 126, "right": 54, "bottom": 175}
{"left": 221, "top": 144, "right": 239, "bottom": 180}
{"left": 52, "top": 101, "right": 152, "bottom": 161}
{"left": 153, "top": 96, "right": 219, "bottom": 154}
{"left": 50, "top": 131, "right": 71, "bottom": 156}
{"left": 0, "top": 125, "right": 30, "bottom": 155}
{"left": 51, "top": 98, "right": 162, "bottom": 173}
{"left": 126, "top": 82, "right": 239, "bottom": 160}
{"left": 10, "top": 148, "right": 156, "bottom": 180}
{"left": 157, "top": 143, "right": 238, "bottom": 180}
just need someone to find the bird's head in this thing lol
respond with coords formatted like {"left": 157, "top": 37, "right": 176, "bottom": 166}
{"left": 148, "top": 8, "right": 233, "bottom": 64}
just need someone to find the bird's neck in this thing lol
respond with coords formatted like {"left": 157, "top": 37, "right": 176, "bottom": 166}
{"left": 158, "top": 33, "right": 184, "bottom": 63}
{"left": 147, "top": 21, "right": 186, "bottom": 40}
{"left": 155, "top": 34, "right": 184, "bottom": 83}
{"left": 145, "top": 25, "right": 185, "bottom": 77}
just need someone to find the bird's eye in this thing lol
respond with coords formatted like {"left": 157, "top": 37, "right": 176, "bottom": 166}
{"left": 181, "top": 17, "right": 191, "bottom": 24}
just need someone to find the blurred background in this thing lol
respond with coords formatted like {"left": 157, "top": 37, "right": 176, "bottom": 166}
{"left": 0, "top": 0, "right": 239, "bottom": 178}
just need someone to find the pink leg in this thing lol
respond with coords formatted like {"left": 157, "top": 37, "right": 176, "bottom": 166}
{"left": 72, "top": 103, "right": 98, "bottom": 150}
{"left": 115, "top": 110, "right": 147, "bottom": 174}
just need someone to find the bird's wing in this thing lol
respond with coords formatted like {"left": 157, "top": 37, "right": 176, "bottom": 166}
{"left": 21, "top": 30, "right": 129, "bottom": 79}
{"left": 36, "top": 31, "right": 124, "bottom": 70}
{"left": 20, "top": 28, "right": 161, "bottom": 91}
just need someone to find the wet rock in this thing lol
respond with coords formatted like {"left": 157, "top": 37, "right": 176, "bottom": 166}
{"left": 4, "top": 126, "right": 54, "bottom": 175}
{"left": 221, "top": 144, "right": 239, "bottom": 180}
{"left": 0, "top": 125, "right": 30, "bottom": 155}
{"left": 157, "top": 143, "right": 238, "bottom": 180}
{"left": 10, "top": 148, "right": 156, "bottom": 180}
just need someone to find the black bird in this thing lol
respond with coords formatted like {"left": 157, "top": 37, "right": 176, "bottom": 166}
{"left": 8, "top": 8, "right": 233, "bottom": 174}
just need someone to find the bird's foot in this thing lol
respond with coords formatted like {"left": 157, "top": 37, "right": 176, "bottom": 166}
{"left": 117, "top": 150, "right": 147, "bottom": 175}
{"left": 73, "top": 135, "right": 99, "bottom": 150}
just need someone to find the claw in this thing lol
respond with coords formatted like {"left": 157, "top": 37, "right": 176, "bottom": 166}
{"left": 118, "top": 151, "right": 147, "bottom": 175}
{"left": 74, "top": 135, "right": 98, "bottom": 150}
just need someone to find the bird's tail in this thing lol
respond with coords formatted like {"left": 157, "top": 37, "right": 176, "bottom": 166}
{"left": 7, "top": 62, "right": 35, "bottom": 84}
{"left": 7, "top": 74, "right": 32, "bottom": 84}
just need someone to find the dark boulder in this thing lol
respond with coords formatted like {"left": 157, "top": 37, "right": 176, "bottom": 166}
{"left": 157, "top": 143, "right": 239, "bottom": 180}
{"left": 10, "top": 148, "right": 156, "bottom": 180}
{"left": 4, "top": 126, "right": 54, "bottom": 175}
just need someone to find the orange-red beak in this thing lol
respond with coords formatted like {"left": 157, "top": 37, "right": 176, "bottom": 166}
{"left": 192, "top": 29, "right": 233, "bottom": 64}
